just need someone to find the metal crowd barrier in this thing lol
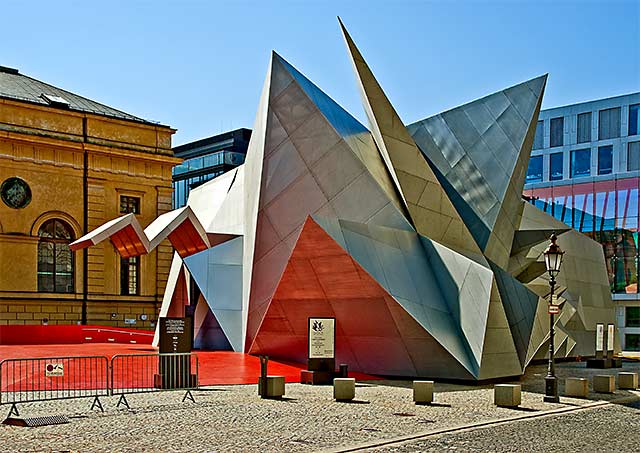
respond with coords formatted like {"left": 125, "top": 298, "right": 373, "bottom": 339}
{"left": 110, "top": 352, "right": 199, "bottom": 409}
{"left": 0, "top": 356, "right": 109, "bottom": 417}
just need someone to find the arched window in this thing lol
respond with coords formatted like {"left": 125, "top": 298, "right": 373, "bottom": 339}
{"left": 38, "top": 219, "right": 74, "bottom": 293}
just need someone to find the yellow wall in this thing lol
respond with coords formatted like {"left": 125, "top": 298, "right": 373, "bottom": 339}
{"left": 0, "top": 98, "right": 179, "bottom": 329}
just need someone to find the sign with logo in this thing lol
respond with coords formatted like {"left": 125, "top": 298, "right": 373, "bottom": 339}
{"left": 595, "top": 323, "right": 604, "bottom": 352}
{"left": 548, "top": 304, "right": 560, "bottom": 315}
{"left": 607, "top": 324, "right": 615, "bottom": 352}
{"left": 308, "top": 317, "right": 335, "bottom": 359}
{"left": 159, "top": 317, "right": 193, "bottom": 354}
{"left": 45, "top": 363, "right": 64, "bottom": 377}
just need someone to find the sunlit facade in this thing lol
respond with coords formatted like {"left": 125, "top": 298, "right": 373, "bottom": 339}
{"left": 524, "top": 92, "right": 640, "bottom": 349}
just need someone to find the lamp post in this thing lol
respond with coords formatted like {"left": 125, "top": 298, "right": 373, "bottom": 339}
{"left": 543, "top": 233, "right": 564, "bottom": 403}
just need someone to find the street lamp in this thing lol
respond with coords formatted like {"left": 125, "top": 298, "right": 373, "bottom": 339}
{"left": 543, "top": 232, "right": 564, "bottom": 403}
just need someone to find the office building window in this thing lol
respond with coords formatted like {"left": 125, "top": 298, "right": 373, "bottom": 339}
{"left": 549, "top": 152, "right": 563, "bottom": 181}
{"left": 577, "top": 112, "right": 592, "bottom": 144}
{"left": 628, "top": 141, "right": 640, "bottom": 171}
{"left": 570, "top": 149, "right": 591, "bottom": 178}
{"left": 599, "top": 107, "right": 621, "bottom": 140}
{"left": 550, "top": 117, "right": 563, "bottom": 147}
{"left": 120, "top": 196, "right": 140, "bottom": 214}
{"left": 38, "top": 219, "right": 74, "bottom": 293}
{"left": 627, "top": 307, "right": 640, "bottom": 328}
{"left": 598, "top": 145, "right": 613, "bottom": 175}
{"left": 121, "top": 256, "right": 139, "bottom": 295}
{"left": 626, "top": 334, "right": 640, "bottom": 351}
{"left": 532, "top": 120, "right": 544, "bottom": 150}
{"left": 630, "top": 104, "right": 640, "bottom": 136}
{"left": 525, "top": 156, "right": 543, "bottom": 183}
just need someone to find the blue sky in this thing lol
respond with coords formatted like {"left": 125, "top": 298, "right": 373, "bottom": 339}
{"left": 2, "top": 0, "right": 638, "bottom": 146}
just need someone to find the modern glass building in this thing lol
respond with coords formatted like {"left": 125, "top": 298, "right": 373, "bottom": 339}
{"left": 172, "top": 128, "right": 251, "bottom": 208}
{"left": 524, "top": 92, "right": 640, "bottom": 350}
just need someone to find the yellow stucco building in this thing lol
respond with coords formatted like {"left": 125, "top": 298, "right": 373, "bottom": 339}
{"left": 0, "top": 65, "right": 179, "bottom": 329}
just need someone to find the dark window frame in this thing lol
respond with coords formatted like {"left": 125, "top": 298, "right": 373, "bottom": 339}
{"left": 120, "top": 256, "right": 140, "bottom": 296}
{"left": 577, "top": 112, "right": 592, "bottom": 144}
{"left": 120, "top": 195, "right": 140, "bottom": 214}
{"left": 550, "top": 117, "right": 564, "bottom": 147}
{"left": 570, "top": 148, "right": 591, "bottom": 178}
{"left": 597, "top": 145, "right": 613, "bottom": 175}
{"left": 549, "top": 152, "right": 564, "bottom": 181}
{"left": 629, "top": 104, "right": 639, "bottom": 136}
{"left": 526, "top": 155, "right": 543, "bottom": 183}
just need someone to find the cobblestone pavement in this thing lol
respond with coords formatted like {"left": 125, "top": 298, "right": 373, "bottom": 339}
{"left": 365, "top": 400, "right": 640, "bottom": 452}
{"left": 0, "top": 361, "right": 638, "bottom": 452}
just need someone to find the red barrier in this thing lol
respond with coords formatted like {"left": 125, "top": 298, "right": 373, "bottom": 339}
{"left": 0, "top": 325, "right": 153, "bottom": 345}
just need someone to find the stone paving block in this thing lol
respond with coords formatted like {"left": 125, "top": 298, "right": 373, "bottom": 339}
{"left": 565, "top": 377, "right": 588, "bottom": 398}
{"left": 413, "top": 380, "right": 434, "bottom": 404}
{"left": 494, "top": 384, "right": 521, "bottom": 407}
{"left": 618, "top": 372, "right": 638, "bottom": 390}
{"left": 334, "top": 378, "right": 355, "bottom": 401}
{"left": 593, "top": 375, "right": 615, "bottom": 394}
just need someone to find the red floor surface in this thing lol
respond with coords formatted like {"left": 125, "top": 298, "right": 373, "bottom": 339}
{"left": 0, "top": 343, "right": 379, "bottom": 390}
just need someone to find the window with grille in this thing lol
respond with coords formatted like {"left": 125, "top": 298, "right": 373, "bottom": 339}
{"left": 38, "top": 219, "right": 74, "bottom": 293}
{"left": 119, "top": 196, "right": 140, "bottom": 214}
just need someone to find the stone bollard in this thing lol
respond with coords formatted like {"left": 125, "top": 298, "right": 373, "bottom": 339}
{"left": 261, "top": 376, "right": 286, "bottom": 399}
{"left": 494, "top": 384, "right": 521, "bottom": 407}
{"left": 618, "top": 372, "right": 638, "bottom": 390}
{"left": 334, "top": 378, "right": 356, "bottom": 401}
{"left": 565, "top": 378, "right": 589, "bottom": 398}
{"left": 593, "top": 375, "right": 615, "bottom": 393}
{"left": 413, "top": 381, "right": 434, "bottom": 405}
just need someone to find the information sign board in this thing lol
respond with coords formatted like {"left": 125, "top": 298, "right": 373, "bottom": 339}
{"left": 159, "top": 317, "right": 193, "bottom": 354}
{"left": 308, "top": 318, "right": 335, "bottom": 359}
{"left": 607, "top": 324, "right": 615, "bottom": 352}
{"left": 595, "top": 323, "right": 604, "bottom": 352}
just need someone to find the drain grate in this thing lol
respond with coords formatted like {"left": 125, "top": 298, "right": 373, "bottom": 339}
{"left": 3, "top": 415, "right": 70, "bottom": 427}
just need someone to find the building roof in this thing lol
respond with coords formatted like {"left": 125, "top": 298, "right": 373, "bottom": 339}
{"left": 0, "top": 65, "right": 165, "bottom": 126}
{"left": 173, "top": 128, "right": 251, "bottom": 158}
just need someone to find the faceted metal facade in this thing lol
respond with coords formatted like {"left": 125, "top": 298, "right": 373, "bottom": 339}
{"left": 71, "top": 21, "right": 616, "bottom": 380}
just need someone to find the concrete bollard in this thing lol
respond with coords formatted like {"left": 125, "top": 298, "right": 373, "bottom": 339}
{"left": 334, "top": 378, "right": 356, "bottom": 401}
{"left": 494, "top": 384, "right": 521, "bottom": 407}
{"left": 260, "top": 376, "right": 285, "bottom": 399}
{"left": 593, "top": 375, "right": 615, "bottom": 393}
{"left": 618, "top": 372, "right": 638, "bottom": 390}
{"left": 413, "top": 381, "right": 434, "bottom": 405}
{"left": 565, "top": 378, "right": 589, "bottom": 398}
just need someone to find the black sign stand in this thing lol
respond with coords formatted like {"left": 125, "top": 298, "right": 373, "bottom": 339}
{"left": 301, "top": 317, "right": 336, "bottom": 385}
{"left": 157, "top": 317, "right": 195, "bottom": 389}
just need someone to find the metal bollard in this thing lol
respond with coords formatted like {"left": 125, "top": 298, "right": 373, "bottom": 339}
{"left": 339, "top": 364, "right": 348, "bottom": 378}
{"left": 259, "top": 355, "right": 268, "bottom": 397}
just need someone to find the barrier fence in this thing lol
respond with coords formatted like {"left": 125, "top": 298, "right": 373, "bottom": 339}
{"left": 0, "top": 356, "right": 109, "bottom": 417}
{"left": 0, "top": 353, "right": 198, "bottom": 416}
{"left": 111, "top": 352, "right": 199, "bottom": 409}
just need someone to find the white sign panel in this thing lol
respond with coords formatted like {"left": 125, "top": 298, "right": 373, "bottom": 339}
{"left": 607, "top": 324, "right": 615, "bottom": 352}
{"left": 45, "top": 363, "right": 64, "bottom": 377}
{"left": 595, "top": 324, "right": 604, "bottom": 352}
{"left": 308, "top": 318, "right": 335, "bottom": 359}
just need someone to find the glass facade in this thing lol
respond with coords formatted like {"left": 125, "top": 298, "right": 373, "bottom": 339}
{"left": 549, "top": 152, "right": 563, "bottom": 181}
{"left": 570, "top": 149, "right": 591, "bottom": 178}
{"left": 526, "top": 155, "right": 543, "bottom": 183}
{"left": 172, "top": 129, "right": 251, "bottom": 209}
{"left": 524, "top": 176, "right": 640, "bottom": 294}
{"left": 598, "top": 145, "right": 613, "bottom": 175}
